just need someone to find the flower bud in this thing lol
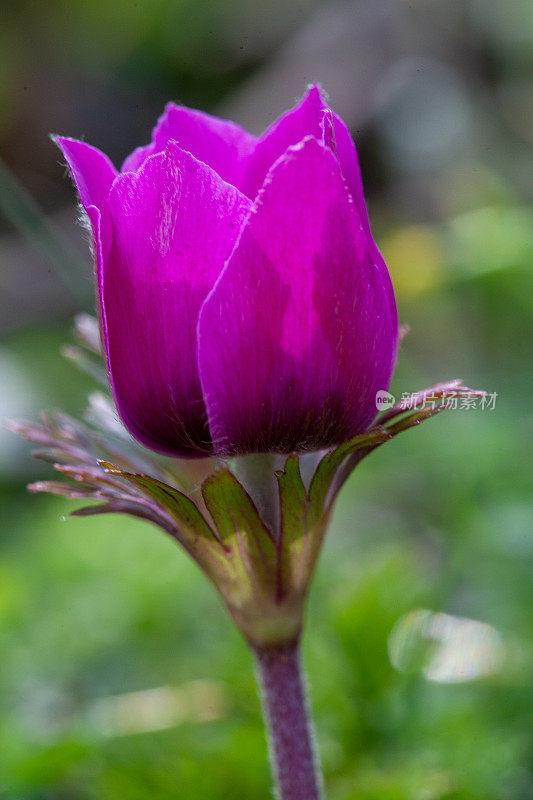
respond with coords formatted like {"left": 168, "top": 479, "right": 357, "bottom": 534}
{"left": 55, "top": 86, "right": 398, "bottom": 458}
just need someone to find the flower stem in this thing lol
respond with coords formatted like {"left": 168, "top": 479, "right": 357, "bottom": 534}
{"left": 254, "top": 640, "right": 323, "bottom": 800}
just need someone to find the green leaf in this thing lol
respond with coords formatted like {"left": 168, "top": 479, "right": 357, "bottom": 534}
{"left": 100, "top": 463, "right": 219, "bottom": 550}
{"left": 309, "top": 428, "right": 392, "bottom": 515}
{"left": 385, "top": 404, "right": 454, "bottom": 436}
{"left": 202, "top": 467, "right": 278, "bottom": 591}
{"left": 200, "top": 467, "right": 307, "bottom": 645}
{"left": 275, "top": 455, "right": 312, "bottom": 597}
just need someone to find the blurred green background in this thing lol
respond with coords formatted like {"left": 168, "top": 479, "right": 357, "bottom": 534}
{"left": 1, "top": 1, "right": 532, "bottom": 798}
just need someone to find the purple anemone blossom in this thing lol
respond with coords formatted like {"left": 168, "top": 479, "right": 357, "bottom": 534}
{"left": 55, "top": 85, "right": 398, "bottom": 458}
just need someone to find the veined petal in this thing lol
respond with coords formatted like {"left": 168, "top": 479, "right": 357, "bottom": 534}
{"left": 321, "top": 111, "right": 398, "bottom": 340}
{"left": 239, "top": 84, "right": 327, "bottom": 199}
{"left": 54, "top": 136, "right": 117, "bottom": 211}
{"left": 86, "top": 205, "right": 173, "bottom": 455}
{"left": 102, "top": 143, "right": 252, "bottom": 456}
{"left": 121, "top": 104, "right": 258, "bottom": 188}
{"left": 54, "top": 136, "right": 117, "bottom": 253}
{"left": 198, "top": 137, "right": 397, "bottom": 456}
{"left": 121, "top": 143, "right": 156, "bottom": 174}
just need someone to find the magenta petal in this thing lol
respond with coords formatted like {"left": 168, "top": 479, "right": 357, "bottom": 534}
{"left": 121, "top": 103, "right": 258, "bottom": 188}
{"left": 54, "top": 136, "right": 117, "bottom": 211}
{"left": 198, "top": 137, "right": 397, "bottom": 456}
{"left": 54, "top": 137, "right": 117, "bottom": 253}
{"left": 322, "top": 111, "right": 398, "bottom": 340}
{"left": 101, "top": 144, "right": 252, "bottom": 457}
{"left": 239, "top": 84, "right": 327, "bottom": 199}
{"left": 120, "top": 143, "right": 156, "bottom": 174}
{"left": 87, "top": 204, "right": 167, "bottom": 453}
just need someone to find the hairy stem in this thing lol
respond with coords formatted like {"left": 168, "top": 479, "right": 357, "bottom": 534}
{"left": 254, "top": 640, "right": 323, "bottom": 800}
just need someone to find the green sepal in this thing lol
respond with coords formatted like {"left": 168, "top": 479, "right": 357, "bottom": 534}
{"left": 98, "top": 462, "right": 230, "bottom": 584}
{"left": 275, "top": 430, "right": 393, "bottom": 602}
{"left": 201, "top": 468, "right": 299, "bottom": 644}
{"left": 101, "top": 461, "right": 215, "bottom": 540}
{"left": 101, "top": 461, "right": 301, "bottom": 646}
{"left": 276, "top": 454, "right": 315, "bottom": 598}
{"left": 309, "top": 427, "right": 392, "bottom": 514}
{"left": 385, "top": 404, "right": 450, "bottom": 435}
{"left": 202, "top": 467, "right": 278, "bottom": 580}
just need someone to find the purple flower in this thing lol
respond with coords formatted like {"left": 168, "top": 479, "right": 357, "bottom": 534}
{"left": 55, "top": 85, "right": 398, "bottom": 458}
